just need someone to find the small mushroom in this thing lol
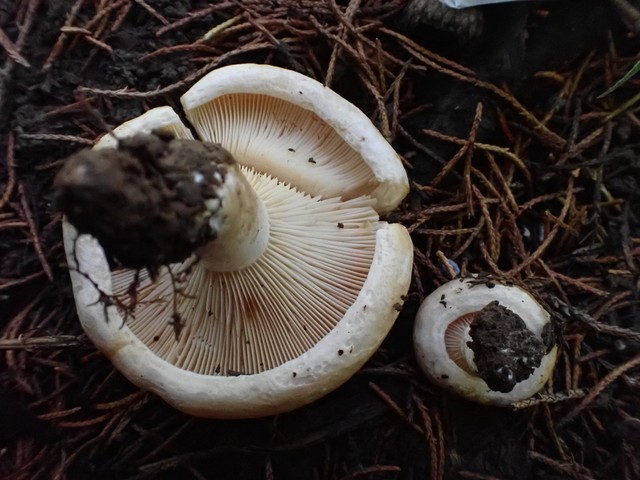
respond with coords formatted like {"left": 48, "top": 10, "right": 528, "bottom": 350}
{"left": 413, "top": 277, "right": 558, "bottom": 406}
{"left": 61, "top": 64, "right": 413, "bottom": 418}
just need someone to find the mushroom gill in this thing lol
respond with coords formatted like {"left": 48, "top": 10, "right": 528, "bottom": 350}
{"left": 111, "top": 167, "right": 379, "bottom": 376}
{"left": 187, "top": 93, "right": 378, "bottom": 201}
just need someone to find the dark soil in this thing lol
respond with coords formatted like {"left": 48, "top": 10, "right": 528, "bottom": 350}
{"left": 1, "top": 1, "right": 639, "bottom": 480}
{"left": 468, "top": 301, "right": 546, "bottom": 393}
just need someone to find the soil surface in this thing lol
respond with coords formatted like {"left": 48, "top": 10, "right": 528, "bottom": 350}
{"left": 1, "top": 1, "right": 640, "bottom": 480}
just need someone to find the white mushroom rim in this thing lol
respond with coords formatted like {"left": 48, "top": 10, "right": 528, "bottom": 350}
{"left": 413, "top": 277, "right": 558, "bottom": 406}
{"left": 62, "top": 65, "right": 413, "bottom": 418}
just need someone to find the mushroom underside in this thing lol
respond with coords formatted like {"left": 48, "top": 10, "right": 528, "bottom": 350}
{"left": 62, "top": 64, "right": 413, "bottom": 417}
{"left": 68, "top": 220, "right": 412, "bottom": 417}
{"left": 110, "top": 168, "right": 380, "bottom": 376}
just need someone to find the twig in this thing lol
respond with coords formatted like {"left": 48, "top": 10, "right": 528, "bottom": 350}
{"left": 422, "top": 129, "right": 531, "bottom": 183}
{"left": 325, "top": 0, "right": 361, "bottom": 87}
{"left": 111, "top": 1, "right": 132, "bottom": 32}
{"left": 83, "top": 35, "right": 113, "bottom": 53}
{"left": 0, "top": 0, "right": 39, "bottom": 115}
{"left": 0, "top": 26, "right": 30, "bottom": 66}
{"left": 337, "top": 465, "right": 402, "bottom": 480}
{"left": 473, "top": 185, "right": 500, "bottom": 263}
{"left": 81, "top": 0, "right": 129, "bottom": 33}
{"left": 19, "top": 133, "right": 94, "bottom": 145}
{"left": 19, "top": 182, "right": 54, "bottom": 281}
{"left": 0, "top": 131, "right": 17, "bottom": 210}
{"left": 553, "top": 296, "right": 640, "bottom": 343}
{"left": 0, "top": 335, "right": 83, "bottom": 350}
{"left": 369, "top": 381, "right": 423, "bottom": 435}
{"left": 529, "top": 451, "right": 597, "bottom": 480}
{"left": 510, "top": 389, "right": 587, "bottom": 409}
{"left": 457, "top": 472, "right": 505, "bottom": 480}
{"left": 94, "top": 391, "right": 146, "bottom": 410}
{"left": 156, "top": 2, "right": 235, "bottom": 36}
{"left": 135, "top": 418, "right": 195, "bottom": 465}
{"left": 42, "top": 0, "right": 84, "bottom": 71}
{"left": 414, "top": 396, "right": 443, "bottom": 480}
{"left": 507, "top": 177, "right": 575, "bottom": 275}
{"left": 558, "top": 353, "right": 640, "bottom": 427}
{"left": 133, "top": 0, "right": 169, "bottom": 25}
{"left": 546, "top": 270, "right": 609, "bottom": 297}
{"left": 38, "top": 406, "right": 83, "bottom": 420}
{"left": 76, "top": 41, "right": 272, "bottom": 99}
{"left": 0, "top": 271, "right": 46, "bottom": 290}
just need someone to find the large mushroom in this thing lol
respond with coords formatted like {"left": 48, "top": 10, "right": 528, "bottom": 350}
{"left": 58, "top": 64, "right": 413, "bottom": 418}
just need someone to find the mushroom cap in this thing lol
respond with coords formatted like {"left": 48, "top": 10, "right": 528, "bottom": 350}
{"left": 67, "top": 220, "right": 411, "bottom": 417}
{"left": 181, "top": 63, "right": 409, "bottom": 215}
{"left": 93, "top": 106, "right": 195, "bottom": 148}
{"left": 413, "top": 277, "right": 558, "bottom": 406}
{"left": 62, "top": 65, "right": 413, "bottom": 418}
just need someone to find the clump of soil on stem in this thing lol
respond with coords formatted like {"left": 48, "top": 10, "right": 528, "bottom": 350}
{"left": 54, "top": 131, "right": 233, "bottom": 275}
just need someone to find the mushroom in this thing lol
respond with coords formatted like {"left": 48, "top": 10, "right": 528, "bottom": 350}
{"left": 60, "top": 64, "right": 413, "bottom": 418}
{"left": 413, "top": 277, "right": 558, "bottom": 406}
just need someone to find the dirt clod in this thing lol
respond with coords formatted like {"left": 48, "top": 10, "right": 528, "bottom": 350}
{"left": 53, "top": 130, "right": 234, "bottom": 276}
{"left": 467, "top": 301, "right": 546, "bottom": 393}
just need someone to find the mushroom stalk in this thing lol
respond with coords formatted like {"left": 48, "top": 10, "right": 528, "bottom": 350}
{"left": 197, "top": 163, "right": 269, "bottom": 272}
{"left": 54, "top": 131, "right": 268, "bottom": 275}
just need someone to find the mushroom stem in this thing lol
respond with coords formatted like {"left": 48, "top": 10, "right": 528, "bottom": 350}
{"left": 197, "top": 163, "right": 269, "bottom": 272}
{"left": 54, "top": 130, "right": 270, "bottom": 275}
